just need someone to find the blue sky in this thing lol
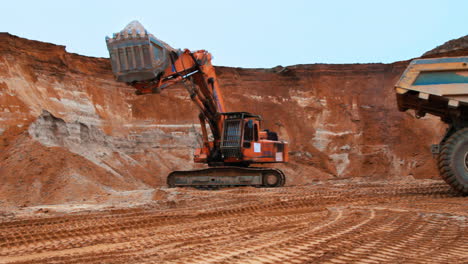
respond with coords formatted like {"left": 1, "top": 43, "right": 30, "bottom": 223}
{"left": 2, "top": 0, "right": 467, "bottom": 68}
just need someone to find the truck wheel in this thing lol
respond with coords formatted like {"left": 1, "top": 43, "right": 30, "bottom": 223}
{"left": 438, "top": 128, "right": 468, "bottom": 195}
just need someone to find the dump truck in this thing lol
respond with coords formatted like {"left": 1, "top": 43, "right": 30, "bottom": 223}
{"left": 395, "top": 56, "right": 468, "bottom": 194}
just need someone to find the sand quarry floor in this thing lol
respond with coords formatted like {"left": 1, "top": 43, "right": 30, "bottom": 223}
{"left": 0, "top": 179, "right": 466, "bottom": 264}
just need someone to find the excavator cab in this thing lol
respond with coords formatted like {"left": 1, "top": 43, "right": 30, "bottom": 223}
{"left": 220, "top": 112, "right": 288, "bottom": 165}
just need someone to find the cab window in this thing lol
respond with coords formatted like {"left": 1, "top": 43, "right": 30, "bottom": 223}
{"left": 244, "top": 120, "right": 253, "bottom": 141}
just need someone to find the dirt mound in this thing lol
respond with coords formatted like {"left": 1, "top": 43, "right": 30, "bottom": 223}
{"left": 0, "top": 33, "right": 466, "bottom": 206}
{"left": 423, "top": 34, "right": 468, "bottom": 56}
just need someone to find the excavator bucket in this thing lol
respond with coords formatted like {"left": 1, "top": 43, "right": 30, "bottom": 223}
{"left": 106, "top": 21, "right": 179, "bottom": 83}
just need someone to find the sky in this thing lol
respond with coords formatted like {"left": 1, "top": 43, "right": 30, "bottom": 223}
{"left": 1, "top": 0, "right": 467, "bottom": 68}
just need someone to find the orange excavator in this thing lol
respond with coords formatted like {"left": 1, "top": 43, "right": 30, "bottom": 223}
{"left": 106, "top": 21, "right": 288, "bottom": 188}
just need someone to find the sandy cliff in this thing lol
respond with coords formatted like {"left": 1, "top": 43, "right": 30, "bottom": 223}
{"left": 1, "top": 33, "right": 464, "bottom": 206}
{"left": 423, "top": 34, "right": 468, "bottom": 56}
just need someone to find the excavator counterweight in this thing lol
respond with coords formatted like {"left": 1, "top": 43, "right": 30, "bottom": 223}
{"left": 106, "top": 21, "right": 288, "bottom": 188}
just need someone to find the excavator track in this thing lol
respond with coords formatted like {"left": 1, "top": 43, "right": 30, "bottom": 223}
{"left": 167, "top": 167, "right": 285, "bottom": 188}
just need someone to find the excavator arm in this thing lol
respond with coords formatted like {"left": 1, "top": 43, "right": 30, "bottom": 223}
{"left": 130, "top": 49, "right": 226, "bottom": 149}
